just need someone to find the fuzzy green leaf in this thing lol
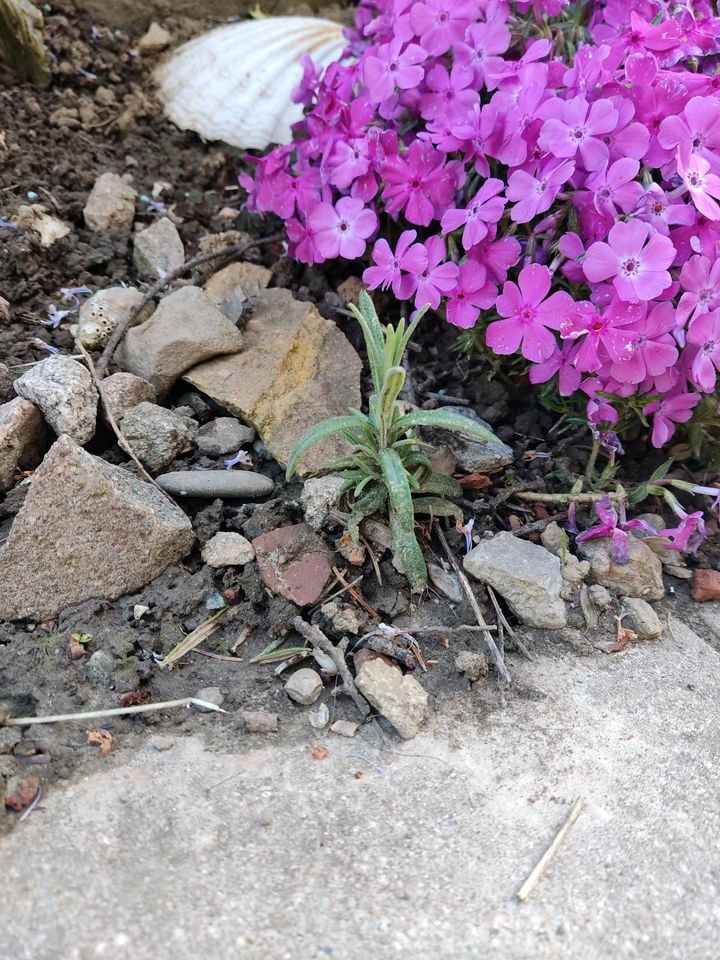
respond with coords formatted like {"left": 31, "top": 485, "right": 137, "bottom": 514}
{"left": 379, "top": 365, "right": 406, "bottom": 430}
{"left": 412, "top": 497, "right": 463, "bottom": 523}
{"left": 392, "top": 409, "right": 501, "bottom": 445}
{"left": 286, "top": 415, "right": 369, "bottom": 479}
{"left": 417, "top": 472, "right": 463, "bottom": 498}
{"left": 378, "top": 447, "right": 415, "bottom": 530}
{"left": 348, "top": 485, "right": 387, "bottom": 541}
{"left": 389, "top": 514, "right": 427, "bottom": 592}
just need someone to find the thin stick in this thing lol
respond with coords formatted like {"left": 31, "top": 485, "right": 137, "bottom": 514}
{"left": 517, "top": 799, "right": 584, "bottom": 901}
{"left": 332, "top": 566, "right": 381, "bottom": 621}
{"left": 19, "top": 785, "right": 42, "bottom": 822}
{"left": 292, "top": 616, "right": 370, "bottom": 718}
{"left": 75, "top": 340, "right": 172, "bottom": 500}
{"left": 409, "top": 624, "right": 497, "bottom": 633}
{"left": 95, "top": 232, "right": 284, "bottom": 375}
{"left": 486, "top": 584, "right": 534, "bottom": 662}
{"left": 3, "top": 697, "right": 226, "bottom": 726}
{"left": 436, "top": 526, "right": 511, "bottom": 686}
{"left": 514, "top": 491, "right": 623, "bottom": 504}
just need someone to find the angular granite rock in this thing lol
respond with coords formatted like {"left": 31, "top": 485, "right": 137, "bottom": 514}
{"left": 0, "top": 436, "right": 194, "bottom": 620}
{"left": 0, "top": 398, "right": 47, "bottom": 492}
{"left": 424, "top": 406, "right": 513, "bottom": 473}
{"left": 577, "top": 536, "right": 665, "bottom": 601}
{"left": 120, "top": 402, "right": 197, "bottom": 473}
{"left": 132, "top": 217, "right": 184, "bottom": 280}
{"left": 464, "top": 531, "right": 567, "bottom": 629}
{"left": 183, "top": 288, "right": 362, "bottom": 475}
{"left": 355, "top": 658, "right": 429, "bottom": 739}
{"left": 14, "top": 355, "right": 98, "bottom": 444}
{"left": 116, "top": 286, "right": 243, "bottom": 397}
{"left": 83, "top": 172, "right": 136, "bottom": 234}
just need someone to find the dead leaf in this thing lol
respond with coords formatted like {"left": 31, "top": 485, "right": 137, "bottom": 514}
{"left": 15, "top": 204, "right": 71, "bottom": 247}
{"left": 309, "top": 744, "right": 329, "bottom": 761}
{"left": 118, "top": 689, "right": 151, "bottom": 707}
{"left": 87, "top": 729, "right": 113, "bottom": 757}
{"left": 602, "top": 618, "right": 638, "bottom": 654}
{"left": 458, "top": 473, "right": 492, "bottom": 491}
{"left": 353, "top": 770, "right": 364, "bottom": 779}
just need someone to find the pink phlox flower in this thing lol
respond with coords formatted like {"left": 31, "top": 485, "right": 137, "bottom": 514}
{"left": 441, "top": 177, "right": 505, "bottom": 250}
{"left": 558, "top": 232, "right": 587, "bottom": 283}
{"left": 286, "top": 217, "right": 322, "bottom": 265}
{"left": 308, "top": 196, "right": 377, "bottom": 260}
{"left": 446, "top": 260, "right": 496, "bottom": 329}
{"left": 563, "top": 41, "right": 611, "bottom": 96}
{"left": 328, "top": 137, "right": 370, "bottom": 189}
{"left": 363, "top": 228, "right": 427, "bottom": 300}
{"left": 576, "top": 497, "right": 653, "bottom": 564}
{"left": 686, "top": 308, "right": 720, "bottom": 391}
{"left": 676, "top": 141, "right": 720, "bottom": 221}
{"left": 606, "top": 97, "right": 650, "bottom": 162}
{"left": 538, "top": 96, "right": 618, "bottom": 171}
{"left": 381, "top": 141, "right": 462, "bottom": 226}
{"left": 484, "top": 37, "right": 550, "bottom": 91}
{"left": 493, "top": 70, "right": 546, "bottom": 166}
{"left": 413, "top": 236, "right": 459, "bottom": 310}
{"left": 582, "top": 377, "right": 619, "bottom": 424}
{"left": 643, "top": 391, "right": 700, "bottom": 447}
{"left": 658, "top": 96, "right": 720, "bottom": 170}
{"left": 506, "top": 157, "right": 574, "bottom": 223}
{"left": 529, "top": 342, "right": 582, "bottom": 396}
{"left": 635, "top": 184, "right": 695, "bottom": 236}
{"left": 454, "top": 19, "right": 510, "bottom": 86}
{"left": 409, "top": 0, "right": 480, "bottom": 56}
{"left": 607, "top": 301, "right": 679, "bottom": 384}
{"left": 449, "top": 102, "right": 502, "bottom": 175}
{"left": 625, "top": 49, "right": 658, "bottom": 86}
{"left": 560, "top": 298, "right": 643, "bottom": 373}
{"left": 676, "top": 254, "right": 720, "bottom": 327}
{"left": 420, "top": 63, "right": 477, "bottom": 121}
{"left": 293, "top": 53, "right": 322, "bottom": 106}
{"left": 486, "top": 263, "right": 575, "bottom": 362}
{"left": 467, "top": 230, "right": 521, "bottom": 284}
{"left": 363, "top": 38, "right": 427, "bottom": 103}
{"left": 583, "top": 219, "right": 675, "bottom": 302}
{"left": 660, "top": 509, "right": 706, "bottom": 553}
{"left": 586, "top": 158, "right": 643, "bottom": 217}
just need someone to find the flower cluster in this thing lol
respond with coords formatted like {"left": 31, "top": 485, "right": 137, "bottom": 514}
{"left": 242, "top": 0, "right": 720, "bottom": 454}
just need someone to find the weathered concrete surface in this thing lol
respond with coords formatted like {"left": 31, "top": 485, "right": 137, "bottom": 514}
{"left": 3, "top": 622, "right": 720, "bottom": 960}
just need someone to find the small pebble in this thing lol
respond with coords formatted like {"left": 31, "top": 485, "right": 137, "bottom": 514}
{"left": 241, "top": 711, "right": 279, "bottom": 734}
{"left": 284, "top": 668, "right": 323, "bottom": 706}
{"left": 309, "top": 703, "right": 330, "bottom": 729}
{"left": 156, "top": 470, "right": 273, "bottom": 499}
{"left": 330, "top": 720, "right": 358, "bottom": 738}
{"left": 133, "top": 604, "right": 150, "bottom": 620}
{"left": 194, "top": 687, "right": 224, "bottom": 710}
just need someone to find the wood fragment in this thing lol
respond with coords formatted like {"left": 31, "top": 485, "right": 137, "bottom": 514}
{"left": 95, "top": 232, "right": 284, "bottom": 375}
{"left": 486, "top": 584, "right": 534, "bottom": 662}
{"left": 3, "top": 697, "right": 226, "bottom": 726}
{"left": 436, "top": 526, "right": 511, "bottom": 686}
{"left": 292, "top": 616, "right": 370, "bottom": 718}
{"left": 517, "top": 798, "right": 585, "bottom": 901}
{"left": 332, "top": 566, "right": 381, "bottom": 622}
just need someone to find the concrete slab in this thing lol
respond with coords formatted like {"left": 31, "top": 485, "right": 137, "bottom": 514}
{"left": 3, "top": 622, "right": 720, "bottom": 960}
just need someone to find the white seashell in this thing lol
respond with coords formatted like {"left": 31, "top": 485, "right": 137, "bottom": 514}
{"left": 77, "top": 287, "right": 154, "bottom": 349}
{"left": 154, "top": 16, "right": 347, "bottom": 150}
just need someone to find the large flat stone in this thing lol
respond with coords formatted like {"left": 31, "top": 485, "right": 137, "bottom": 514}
{"left": 0, "top": 436, "right": 194, "bottom": 620}
{"left": 184, "top": 288, "right": 362, "bottom": 475}
{"left": 0, "top": 397, "right": 47, "bottom": 492}
{"left": 116, "top": 286, "right": 243, "bottom": 397}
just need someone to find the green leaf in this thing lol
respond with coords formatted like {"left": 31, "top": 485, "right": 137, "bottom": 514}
{"left": 389, "top": 514, "right": 427, "bottom": 592}
{"left": 392, "top": 409, "right": 501, "bottom": 445}
{"left": 417, "top": 472, "right": 463, "bottom": 498}
{"left": 397, "top": 304, "right": 428, "bottom": 358}
{"left": 286, "top": 415, "right": 368, "bottom": 479}
{"left": 348, "top": 485, "right": 387, "bottom": 541}
{"left": 379, "top": 365, "right": 406, "bottom": 431}
{"left": 412, "top": 496, "right": 463, "bottom": 523}
{"left": 649, "top": 459, "right": 673, "bottom": 483}
{"left": 379, "top": 447, "right": 415, "bottom": 530}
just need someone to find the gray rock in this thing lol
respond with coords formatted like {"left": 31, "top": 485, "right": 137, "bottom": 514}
{"left": 355, "top": 658, "right": 429, "bottom": 739}
{"left": 101, "top": 372, "right": 156, "bottom": 423}
{"left": 424, "top": 406, "right": 513, "bottom": 473}
{"left": 120, "top": 402, "right": 196, "bottom": 473}
{"left": 77, "top": 287, "right": 154, "bottom": 351}
{"left": 330, "top": 719, "right": 358, "bottom": 738}
{"left": 622, "top": 598, "right": 662, "bottom": 640}
{"left": 201, "top": 532, "right": 254, "bottom": 567}
{"left": 241, "top": 711, "right": 279, "bottom": 734}
{"left": 204, "top": 261, "right": 271, "bottom": 323}
{"left": 116, "top": 286, "right": 243, "bottom": 397}
{"left": 194, "top": 687, "right": 224, "bottom": 710}
{"left": 14, "top": 356, "right": 98, "bottom": 444}
{"left": 0, "top": 436, "right": 195, "bottom": 620}
{"left": 464, "top": 532, "right": 567, "bottom": 629}
{"left": 0, "top": 727, "right": 21, "bottom": 755}
{"left": 577, "top": 537, "right": 665, "bottom": 601}
{"left": 588, "top": 584, "right": 612, "bottom": 608}
{"left": 195, "top": 417, "right": 255, "bottom": 457}
{"left": 0, "top": 398, "right": 47, "bottom": 492}
{"left": 156, "top": 470, "right": 273, "bottom": 499}
{"left": 428, "top": 562, "right": 463, "bottom": 603}
{"left": 300, "top": 476, "right": 344, "bottom": 531}
{"left": 86, "top": 651, "right": 114, "bottom": 689}
{"left": 284, "top": 668, "right": 323, "bottom": 706}
{"left": 0, "top": 362, "right": 13, "bottom": 398}
{"left": 540, "top": 520, "right": 568, "bottom": 558}
{"left": 455, "top": 650, "right": 489, "bottom": 682}
{"left": 83, "top": 172, "right": 136, "bottom": 234}
{"left": 133, "top": 217, "right": 184, "bottom": 280}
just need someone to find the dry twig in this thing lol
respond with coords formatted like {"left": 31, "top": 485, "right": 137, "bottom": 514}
{"left": 436, "top": 526, "right": 511, "bottom": 685}
{"left": 292, "top": 616, "right": 370, "bottom": 718}
{"left": 3, "top": 697, "right": 226, "bottom": 726}
{"left": 95, "top": 232, "right": 284, "bottom": 375}
{"left": 486, "top": 584, "right": 533, "bottom": 661}
{"left": 517, "top": 798, "right": 585, "bottom": 901}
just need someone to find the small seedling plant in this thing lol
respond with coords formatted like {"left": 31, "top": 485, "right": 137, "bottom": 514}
{"left": 287, "top": 291, "right": 501, "bottom": 591}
